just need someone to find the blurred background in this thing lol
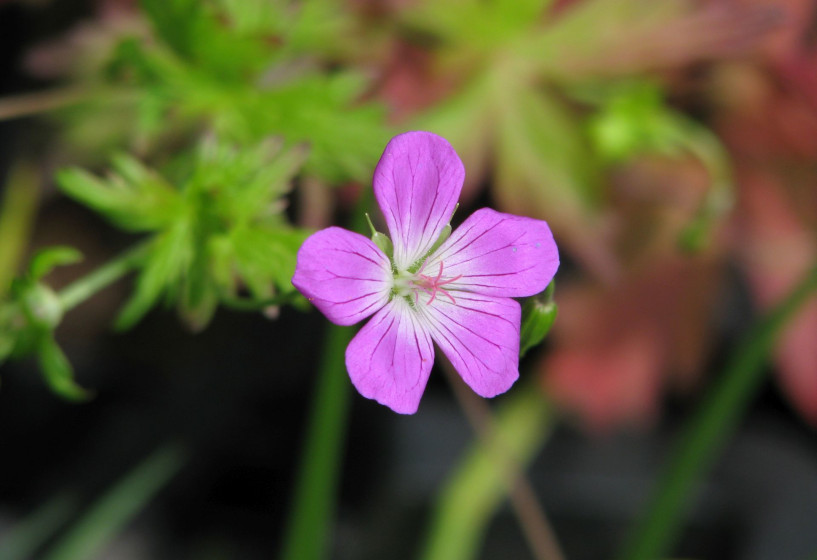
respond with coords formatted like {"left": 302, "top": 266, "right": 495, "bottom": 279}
{"left": 0, "top": 0, "right": 816, "bottom": 559}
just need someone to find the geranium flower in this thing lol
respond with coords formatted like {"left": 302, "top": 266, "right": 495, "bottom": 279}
{"left": 292, "top": 131, "right": 559, "bottom": 413}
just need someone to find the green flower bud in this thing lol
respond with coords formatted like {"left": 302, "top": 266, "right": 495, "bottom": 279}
{"left": 21, "top": 284, "right": 64, "bottom": 331}
{"left": 519, "top": 284, "right": 558, "bottom": 358}
{"left": 365, "top": 213, "right": 393, "bottom": 259}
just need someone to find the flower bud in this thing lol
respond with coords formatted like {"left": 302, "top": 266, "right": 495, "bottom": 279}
{"left": 519, "top": 285, "right": 557, "bottom": 358}
{"left": 21, "top": 284, "right": 63, "bottom": 331}
{"left": 365, "top": 213, "right": 393, "bottom": 258}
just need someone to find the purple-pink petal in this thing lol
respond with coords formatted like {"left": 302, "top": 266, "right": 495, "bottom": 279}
{"left": 428, "top": 208, "right": 559, "bottom": 298}
{"left": 418, "top": 292, "right": 521, "bottom": 398}
{"left": 373, "top": 131, "right": 464, "bottom": 269}
{"left": 346, "top": 299, "right": 435, "bottom": 414}
{"left": 292, "top": 227, "right": 392, "bottom": 326}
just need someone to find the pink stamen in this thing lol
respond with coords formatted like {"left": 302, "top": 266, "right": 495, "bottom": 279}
{"left": 413, "top": 262, "right": 462, "bottom": 305}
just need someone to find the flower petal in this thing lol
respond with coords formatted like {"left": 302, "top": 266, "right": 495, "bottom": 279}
{"left": 428, "top": 208, "right": 559, "bottom": 298}
{"left": 418, "top": 292, "right": 521, "bottom": 398}
{"left": 292, "top": 227, "right": 391, "bottom": 326}
{"left": 346, "top": 299, "right": 435, "bottom": 414}
{"left": 373, "top": 131, "right": 465, "bottom": 269}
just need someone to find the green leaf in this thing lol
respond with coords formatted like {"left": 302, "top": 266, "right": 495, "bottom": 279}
{"left": 56, "top": 161, "right": 181, "bottom": 232}
{"left": 496, "top": 86, "right": 600, "bottom": 212}
{"left": 42, "top": 444, "right": 185, "bottom": 560}
{"left": 230, "top": 226, "right": 309, "bottom": 300}
{"left": 115, "top": 221, "right": 193, "bottom": 330}
{"left": 37, "top": 336, "right": 91, "bottom": 402}
{"left": 29, "top": 247, "right": 83, "bottom": 281}
{"left": 139, "top": 0, "right": 203, "bottom": 60}
{"left": 0, "top": 493, "right": 78, "bottom": 560}
{"left": 178, "top": 235, "right": 219, "bottom": 331}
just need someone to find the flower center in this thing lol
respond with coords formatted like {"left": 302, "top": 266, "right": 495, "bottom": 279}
{"left": 393, "top": 261, "right": 462, "bottom": 306}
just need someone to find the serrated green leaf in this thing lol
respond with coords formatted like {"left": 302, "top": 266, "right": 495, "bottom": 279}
{"left": 37, "top": 336, "right": 91, "bottom": 402}
{"left": 56, "top": 164, "right": 180, "bottom": 232}
{"left": 494, "top": 86, "right": 600, "bottom": 218}
{"left": 29, "top": 247, "right": 83, "bottom": 281}
{"left": 115, "top": 221, "right": 193, "bottom": 330}
{"left": 139, "top": 0, "right": 203, "bottom": 60}
{"left": 230, "top": 226, "right": 308, "bottom": 300}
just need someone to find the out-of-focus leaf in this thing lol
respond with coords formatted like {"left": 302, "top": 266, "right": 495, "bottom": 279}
{"left": 407, "top": 0, "right": 553, "bottom": 54}
{"left": 416, "top": 74, "right": 496, "bottom": 199}
{"left": 57, "top": 160, "right": 181, "bottom": 232}
{"left": 29, "top": 247, "right": 83, "bottom": 282}
{"left": 139, "top": 0, "right": 202, "bottom": 60}
{"left": 178, "top": 232, "right": 219, "bottom": 332}
{"left": 0, "top": 162, "right": 40, "bottom": 300}
{"left": 230, "top": 226, "right": 310, "bottom": 299}
{"left": 494, "top": 86, "right": 614, "bottom": 275}
{"left": 496, "top": 86, "right": 600, "bottom": 211}
{"left": 116, "top": 221, "right": 193, "bottom": 330}
{"left": 253, "top": 73, "right": 388, "bottom": 182}
{"left": 37, "top": 336, "right": 91, "bottom": 402}
{"left": 42, "top": 444, "right": 185, "bottom": 560}
{"left": 52, "top": 0, "right": 387, "bottom": 182}
{"left": 0, "top": 493, "right": 78, "bottom": 560}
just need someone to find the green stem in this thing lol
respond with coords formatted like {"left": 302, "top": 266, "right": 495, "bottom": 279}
{"left": 58, "top": 243, "right": 150, "bottom": 312}
{"left": 279, "top": 192, "right": 372, "bottom": 560}
{"left": 0, "top": 162, "right": 40, "bottom": 300}
{"left": 617, "top": 263, "right": 817, "bottom": 560}
{"left": 279, "top": 323, "right": 354, "bottom": 560}
{"left": 42, "top": 444, "right": 185, "bottom": 560}
{"left": 0, "top": 87, "right": 92, "bottom": 121}
{"left": 420, "top": 385, "right": 555, "bottom": 560}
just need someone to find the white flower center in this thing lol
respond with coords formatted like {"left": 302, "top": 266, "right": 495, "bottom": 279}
{"left": 392, "top": 261, "right": 462, "bottom": 306}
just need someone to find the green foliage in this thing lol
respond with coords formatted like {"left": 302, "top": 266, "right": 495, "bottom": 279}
{"left": 0, "top": 247, "right": 90, "bottom": 401}
{"left": 406, "top": 0, "right": 734, "bottom": 264}
{"left": 583, "top": 80, "right": 734, "bottom": 252}
{"left": 62, "top": 0, "right": 387, "bottom": 181}
{"left": 409, "top": 0, "right": 604, "bottom": 248}
{"left": 58, "top": 137, "right": 311, "bottom": 331}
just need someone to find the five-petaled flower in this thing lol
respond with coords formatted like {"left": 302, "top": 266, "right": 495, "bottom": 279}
{"left": 292, "top": 131, "right": 559, "bottom": 413}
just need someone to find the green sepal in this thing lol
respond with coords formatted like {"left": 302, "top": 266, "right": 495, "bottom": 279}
{"left": 365, "top": 213, "right": 393, "bottom": 259}
{"left": 37, "top": 335, "right": 92, "bottom": 402}
{"left": 29, "top": 246, "right": 83, "bottom": 282}
{"left": 519, "top": 283, "right": 558, "bottom": 358}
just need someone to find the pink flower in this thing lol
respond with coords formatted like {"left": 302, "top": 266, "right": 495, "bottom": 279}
{"left": 292, "top": 132, "right": 559, "bottom": 413}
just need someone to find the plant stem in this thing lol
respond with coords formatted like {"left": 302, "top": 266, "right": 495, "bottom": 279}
{"left": 58, "top": 243, "right": 150, "bottom": 312}
{"left": 279, "top": 323, "right": 353, "bottom": 560}
{"left": 0, "top": 87, "right": 91, "bottom": 121}
{"left": 0, "top": 162, "right": 40, "bottom": 299}
{"left": 279, "top": 191, "right": 372, "bottom": 560}
{"left": 441, "top": 366, "right": 565, "bottom": 560}
{"left": 42, "top": 444, "right": 185, "bottom": 560}
{"left": 617, "top": 263, "right": 817, "bottom": 560}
